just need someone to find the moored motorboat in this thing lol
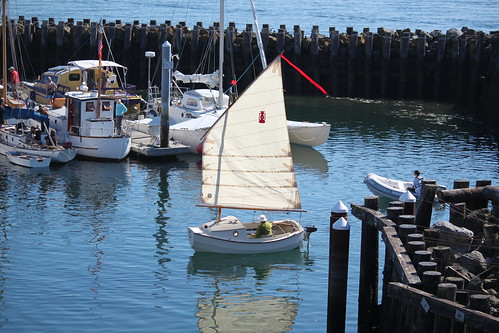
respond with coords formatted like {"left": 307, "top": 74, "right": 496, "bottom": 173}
{"left": 47, "top": 91, "right": 131, "bottom": 160}
{"left": 6, "top": 151, "right": 51, "bottom": 168}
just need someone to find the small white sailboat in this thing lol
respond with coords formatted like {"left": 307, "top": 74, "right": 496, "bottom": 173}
{"left": 6, "top": 151, "right": 51, "bottom": 168}
{"left": 187, "top": 58, "right": 307, "bottom": 254}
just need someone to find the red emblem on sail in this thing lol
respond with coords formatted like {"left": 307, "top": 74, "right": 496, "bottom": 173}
{"left": 258, "top": 111, "right": 266, "bottom": 123}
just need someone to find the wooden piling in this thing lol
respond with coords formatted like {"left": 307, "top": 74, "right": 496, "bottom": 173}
{"left": 434, "top": 36, "right": 446, "bottom": 99}
{"left": 293, "top": 25, "right": 302, "bottom": 95}
{"left": 423, "top": 228, "right": 440, "bottom": 248}
{"left": 398, "top": 215, "right": 415, "bottom": 225}
{"left": 417, "top": 261, "right": 437, "bottom": 277}
{"left": 347, "top": 31, "right": 358, "bottom": 96}
{"left": 432, "top": 246, "right": 452, "bottom": 274}
{"left": 380, "top": 35, "right": 391, "bottom": 97}
{"left": 413, "top": 250, "right": 432, "bottom": 267}
{"left": 327, "top": 216, "right": 350, "bottom": 333}
{"left": 387, "top": 206, "right": 404, "bottom": 225}
{"left": 422, "top": 270, "right": 442, "bottom": 294}
{"left": 399, "top": 32, "right": 409, "bottom": 99}
{"left": 415, "top": 183, "right": 437, "bottom": 228}
{"left": 358, "top": 196, "right": 379, "bottom": 333}
{"left": 330, "top": 29, "right": 340, "bottom": 96}
{"left": 56, "top": 21, "right": 64, "bottom": 65}
{"left": 398, "top": 224, "right": 417, "bottom": 246}
{"left": 433, "top": 283, "right": 456, "bottom": 332}
{"left": 364, "top": 32, "right": 373, "bottom": 98}
{"left": 417, "top": 34, "right": 426, "bottom": 98}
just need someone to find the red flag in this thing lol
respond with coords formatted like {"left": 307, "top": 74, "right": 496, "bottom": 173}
{"left": 279, "top": 54, "right": 329, "bottom": 95}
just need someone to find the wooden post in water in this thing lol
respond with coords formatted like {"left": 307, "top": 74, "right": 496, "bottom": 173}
{"left": 347, "top": 31, "right": 358, "bottom": 96}
{"left": 364, "top": 32, "right": 373, "bottom": 98}
{"left": 56, "top": 21, "right": 65, "bottom": 65}
{"left": 399, "top": 32, "right": 409, "bottom": 98}
{"left": 330, "top": 29, "right": 340, "bottom": 96}
{"left": 293, "top": 25, "right": 302, "bottom": 95}
{"left": 475, "top": 180, "right": 492, "bottom": 209}
{"left": 139, "top": 24, "right": 149, "bottom": 89}
{"left": 400, "top": 190, "right": 416, "bottom": 216}
{"left": 417, "top": 34, "right": 426, "bottom": 98}
{"left": 311, "top": 26, "right": 320, "bottom": 94}
{"left": 328, "top": 201, "right": 349, "bottom": 333}
{"left": 380, "top": 35, "right": 391, "bottom": 97}
{"left": 277, "top": 25, "right": 286, "bottom": 54}
{"left": 415, "top": 182, "right": 437, "bottom": 228}
{"left": 123, "top": 23, "right": 132, "bottom": 68}
{"left": 468, "top": 32, "right": 484, "bottom": 105}
{"left": 358, "top": 196, "right": 379, "bottom": 333}
{"left": 434, "top": 36, "right": 446, "bottom": 99}
{"left": 40, "top": 21, "right": 48, "bottom": 73}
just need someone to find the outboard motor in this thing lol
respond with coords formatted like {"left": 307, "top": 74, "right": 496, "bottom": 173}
{"left": 304, "top": 225, "right": 318, "bottom": 248}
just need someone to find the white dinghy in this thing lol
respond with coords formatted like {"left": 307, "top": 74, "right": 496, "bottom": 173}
{"left": 187, "top": 58, "right": 309, "bottom": 254}
{"left": 6, "top": 151, "right": 51, "bottom": 168}
{"left": 364, "top": 173, "right": 446, "bottom": 201}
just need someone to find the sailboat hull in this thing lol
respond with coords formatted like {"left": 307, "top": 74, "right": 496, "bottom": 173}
{"left": 188, "top": 217, "right": 305, "bottom": 254}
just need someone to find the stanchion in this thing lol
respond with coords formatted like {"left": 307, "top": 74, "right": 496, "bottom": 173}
{"left": 327, "top": 200, "right": 350, "bottom": 333}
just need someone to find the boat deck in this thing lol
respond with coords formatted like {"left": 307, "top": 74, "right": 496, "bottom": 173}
{"left": 130, "top": 130, "right": 190, "bottom": 157}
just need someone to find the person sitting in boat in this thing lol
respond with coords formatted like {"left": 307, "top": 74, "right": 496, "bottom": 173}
{"left": 45, "top": 130, "right": 58, "bottom": 146}
{"left": 46, "top": 77, "right": 58, "bottom": 103}
{"left": 26, "top": 126, "right": 42, "bottom": 144}
{"left": 407, "top": 170, "right": 423, "bottom": 196}
{"left": 253, "top": 214, "right": 272, "bottom": 238}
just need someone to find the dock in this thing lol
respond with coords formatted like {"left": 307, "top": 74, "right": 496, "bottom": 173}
{"left": 130, "top": 130, "right": 190, "bottom": 157}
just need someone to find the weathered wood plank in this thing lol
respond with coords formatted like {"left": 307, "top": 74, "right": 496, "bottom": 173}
{"left": 382, "top": 227, "right": 421, "bottom": 287}
{"left": 388, "top": 282, "right": 499, "bottom": 331}
{"left": 351, "top": 203, "right": 396, "bottom": 229}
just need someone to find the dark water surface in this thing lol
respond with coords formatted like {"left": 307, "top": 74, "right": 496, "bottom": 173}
{"left": 1, "top": 96, "right": 498, "bottom": 332}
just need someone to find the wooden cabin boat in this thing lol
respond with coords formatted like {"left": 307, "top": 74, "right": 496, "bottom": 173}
{"left": 21, "top": 60, "right": 143, "bottom": 112}
{"left": 47, "top": 91, "right": 131, "bottom": 160}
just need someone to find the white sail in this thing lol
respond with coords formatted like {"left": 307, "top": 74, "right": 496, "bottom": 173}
{"left": 173, "top": 70, "right": 220, "bottom": 89}
{"left": 200, "top": 59, "right": 302, "bottom": 211}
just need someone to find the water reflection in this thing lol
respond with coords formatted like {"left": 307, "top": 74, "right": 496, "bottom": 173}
{"left": 291, "top": 145, "right": 328, "bottom": 174}
{"left": 188, "top": 250, "right": 311, "bottom": 332}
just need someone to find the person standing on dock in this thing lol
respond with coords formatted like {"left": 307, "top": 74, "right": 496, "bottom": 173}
{"left": 407, "top": 170, "right": 423, "bottom": 196}
{"left": 8, "top": 66, "right": 20, "bottom": 98}
{"left": 114, "top": 99, "right": 127, "bottom": 134}
{"left": 46, "top": 77, "right": 58, "bottom": 103}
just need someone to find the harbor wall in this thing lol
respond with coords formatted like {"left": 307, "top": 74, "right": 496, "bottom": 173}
{"left": 3, "top": 17, "right": 499, "bottom": 119}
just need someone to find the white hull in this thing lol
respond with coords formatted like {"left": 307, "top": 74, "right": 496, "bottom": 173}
{"left": 364, "top": 173, "right": 446, "bottom": 201}
{"left": 287, "top": 121, "right": 331, "bottom": 146}
{"left": 69, "top": 135, "right": 131, "bottom": 160}
{"left": 0, "top": 127, "right": 76, "bottom": 163}
{"left": 364, "top": 173, "right": 412, "bottom": 201}
{"left": 188, "top": 216, "right": 304, "bottom": 254}
{"left": 6, "top": 151, "right": 51, "bottom": 168}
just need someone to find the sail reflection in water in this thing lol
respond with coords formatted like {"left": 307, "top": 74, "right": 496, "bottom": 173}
{"left": 188, "top": 250, "right": 310, "bottom": 332}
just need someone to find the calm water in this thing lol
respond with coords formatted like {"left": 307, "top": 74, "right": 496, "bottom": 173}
{"left": 10, "top": 0, "right": 499, "bottom": 33}
{"left": 1, "top": 96, "right": 498, "bottom": 332}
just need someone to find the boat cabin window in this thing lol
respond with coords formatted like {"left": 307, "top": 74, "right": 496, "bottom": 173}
{"left": 39, "top": 75, "right": 58, "bottom": 84}
{"left": 86, "top": 102, "right": 95, "bottom": 112}
{"left": 186, "top": 98, "right": 198, "bottom": 107}
{"left": 102, "top": 101, "right": 112, "bottom": 110}
{"left": 69, "top": 74, "right": 80, "bottom": 81}
{"left": 201, "top": 96, "right": 216, "bottom": 107}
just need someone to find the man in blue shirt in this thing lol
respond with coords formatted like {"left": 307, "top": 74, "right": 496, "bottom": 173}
{"left": 115, "top": 99, "right": 128, "bottom": 134}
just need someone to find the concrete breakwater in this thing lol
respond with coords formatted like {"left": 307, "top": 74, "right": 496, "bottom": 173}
{"left": 6, "top": 17, "right": 499, "bottom": 118}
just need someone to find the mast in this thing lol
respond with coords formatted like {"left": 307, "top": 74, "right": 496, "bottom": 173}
{"left": 250, "top": 0, "right": 267, "bottom": 69}
{"left": 218, "top": 0, "right": 224, "bottom": 110}
{"left": 97, "top": 22, "right": 103, "bottom": 118}
{"left": 2, "top": 0, "right": 7, "bottom": 101}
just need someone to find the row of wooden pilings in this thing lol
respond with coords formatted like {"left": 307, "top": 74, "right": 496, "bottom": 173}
{"left": 4, "top": 17, "right": 499, "bottom": 119}
{"left": 328, "top": 180, "right": 499, "bottom": 332}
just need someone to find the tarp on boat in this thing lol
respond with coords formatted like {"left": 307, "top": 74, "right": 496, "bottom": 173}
{"left": 4, "top": 106, "right": 50, "bottom": 128}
